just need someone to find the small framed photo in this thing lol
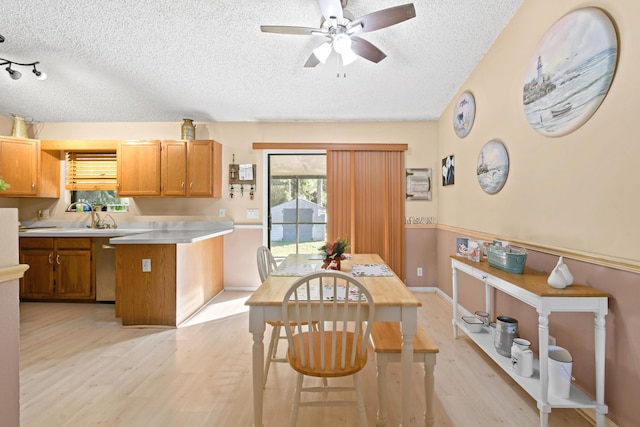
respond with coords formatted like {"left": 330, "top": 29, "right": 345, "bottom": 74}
{"left": 442, "top": 155, "right": 455, "bottom": 186}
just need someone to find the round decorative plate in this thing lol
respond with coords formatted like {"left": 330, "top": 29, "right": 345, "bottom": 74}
{"left": 522, "top": 8, "right": 618, "bottom": 137}
{"left": 477, "top": 140, "right": 509, "bottom": 194}
{"left": 453, "top": 91, "right": 475, "bottom": 138}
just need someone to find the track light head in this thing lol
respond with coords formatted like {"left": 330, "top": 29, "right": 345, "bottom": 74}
{"left": 6, "top": 66, "right": 22, "bottom": 80}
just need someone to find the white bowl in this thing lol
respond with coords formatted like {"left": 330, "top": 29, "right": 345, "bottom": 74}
{"left": 462, "top": 316, "right": 484, "bottom": 333}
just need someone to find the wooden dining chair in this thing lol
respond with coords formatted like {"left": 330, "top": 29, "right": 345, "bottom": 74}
{"left": 256, "top": 246, "right": 287, "bottom": 387}
{"left": 281, "top": 270, "right": 374, "bottom": 427}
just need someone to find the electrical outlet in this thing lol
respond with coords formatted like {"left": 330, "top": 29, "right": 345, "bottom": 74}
{"left": 37, "top": 209, "right": 50, "bottom": 219}
{"left": 218, "top": 208, "right": 225, "bottom": 217}
{"left": 417, "top": 267, "right": 423, "bottom": 277}
{"left": 142, "top": 259, "right": 151, "bottom": 272}
{"left": 548, "top": 335, "right": 556, "bottom": 346}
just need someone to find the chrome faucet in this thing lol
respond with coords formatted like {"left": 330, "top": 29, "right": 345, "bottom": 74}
{"left": 66, "top": 201, "right": 101, "bottom": 229}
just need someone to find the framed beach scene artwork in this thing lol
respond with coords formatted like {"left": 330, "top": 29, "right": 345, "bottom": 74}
{"left": 453, "top": 91, "right": 475, "bottom": 138}
{"left": 522, "top": 7, "right": 618, "bottom": 137}
{"left": 477, "top": 140, "right": 509, "bottom": 195}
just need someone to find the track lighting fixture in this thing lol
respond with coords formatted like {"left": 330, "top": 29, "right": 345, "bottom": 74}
{"left": 0, "top": 33, "right": 46, "bottom": 81}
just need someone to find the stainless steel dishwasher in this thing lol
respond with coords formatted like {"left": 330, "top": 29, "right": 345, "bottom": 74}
{"left": 95, "top": 237, "right": 116, "bottom": 302}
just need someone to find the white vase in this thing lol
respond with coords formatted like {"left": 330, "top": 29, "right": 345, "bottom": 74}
{"left": 547, "top": 256, "right": 574, "bottom": 289}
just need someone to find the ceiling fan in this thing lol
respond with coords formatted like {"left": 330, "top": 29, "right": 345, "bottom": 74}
{"left": 260, "top": 0, "right": 416, "bottom": 67}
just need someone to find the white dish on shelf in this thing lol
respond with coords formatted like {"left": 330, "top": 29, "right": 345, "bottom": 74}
{"left": 462, "top": 316, "right": 484, "bottom": 333}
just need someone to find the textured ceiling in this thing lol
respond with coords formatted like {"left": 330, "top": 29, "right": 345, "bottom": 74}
{"left": 0, "top": 0, "right": 522, "bottom": 123}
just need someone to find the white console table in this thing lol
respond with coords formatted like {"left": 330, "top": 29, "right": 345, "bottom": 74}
{"left": 450, "top": 256, "right": 608, "bottom": 427}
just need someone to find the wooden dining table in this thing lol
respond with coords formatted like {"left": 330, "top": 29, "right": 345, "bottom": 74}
{"left": 246, "top": 253, "right": 422, "bottom": 427}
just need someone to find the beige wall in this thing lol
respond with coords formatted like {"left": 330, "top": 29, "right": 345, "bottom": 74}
{"left": 437, "top": 0, "right": 639, "bottom": 267}
{"left": 435, "top": 1, "right": 639, "bottom": 425}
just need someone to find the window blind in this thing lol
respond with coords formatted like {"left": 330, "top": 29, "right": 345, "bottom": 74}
{"left": 65, "top": 152, "right": 117, "bottom": 190}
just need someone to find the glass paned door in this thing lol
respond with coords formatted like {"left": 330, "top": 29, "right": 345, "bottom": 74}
{"left": 268, "top": 153, "right": 326, "bottom": 258}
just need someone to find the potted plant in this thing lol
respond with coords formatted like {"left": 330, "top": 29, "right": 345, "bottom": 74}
{"left": 0, "top": 177, "right": 10, "bottom": 191}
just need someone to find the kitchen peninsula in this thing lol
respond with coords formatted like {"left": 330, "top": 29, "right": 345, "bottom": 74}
{"left": 110, "top": 222, "right": 233, "bottom": 327}
{"left": 20, "top": 221, "right": 233, "bottom": 327}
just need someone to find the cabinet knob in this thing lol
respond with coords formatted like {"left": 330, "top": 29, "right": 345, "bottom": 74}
{"left": 189, "top": 182, "right": 193, "bottom": 190}
{"left": 32, "top": 183, "right": 36, "bottom": 191}
{"left": 181, "top": 182, "right": 185, "bottom": 189}
{"left": 56, "top": 255, "right": 61, "bottom": 265}
{"left": 48, "top": 253, "right": 53, "bottom": 264}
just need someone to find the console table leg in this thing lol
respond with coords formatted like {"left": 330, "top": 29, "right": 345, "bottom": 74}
{"left": 594, "top": 313, "right": 608, "bottom": 427}
{"left": 452, "top": 267, "right": 459, "bottom": 338}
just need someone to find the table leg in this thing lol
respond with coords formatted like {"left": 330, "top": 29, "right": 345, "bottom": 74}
{"left": 452, "top": 267, "right": 459, "bottom": 339}
{"left": 424, "top": 355, "right": 436, "bottom": 427}
{"left": 401, "top": 307, "right": 417, "bottom": 427}
{"left": 538, "top": 310, "right": 550, "bottom": 427}
{"left": 250, "top": 308, "right": 266, "bottom": 427}
{"left": 594, "top": 312, "right": 608, "bottom": 427}
{"left": 376, "top": 353, "right": 389, "bottom": 427}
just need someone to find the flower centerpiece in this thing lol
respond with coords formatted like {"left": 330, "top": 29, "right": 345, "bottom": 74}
{"left": 319, "top": 236, "right": 350, "bottom": 270}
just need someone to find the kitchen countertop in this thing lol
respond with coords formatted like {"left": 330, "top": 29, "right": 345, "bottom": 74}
{"left": 18, "top": 221, "right": 234, "bottom": 244}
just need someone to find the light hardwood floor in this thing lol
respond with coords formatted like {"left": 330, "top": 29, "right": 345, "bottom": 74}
{"left": 19, "top": 291, "right": 596, "bottom": 427}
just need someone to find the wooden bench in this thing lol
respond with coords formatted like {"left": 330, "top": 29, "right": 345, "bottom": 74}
{"left": 370, "top": 322, "right": 439, "bottom": 427}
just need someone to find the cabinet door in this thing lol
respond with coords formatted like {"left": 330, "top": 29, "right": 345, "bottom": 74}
{"left": 187, "top": 140, "right": 213, "bottom": 197}
{"left": 55, "top": 249, "right": 94, "bottom": 299}
{"left": 162, "top": 140, "right": 187, "bottom": 196}
{"left": 0, "top": 138, "right": 38, "bottom": 196}
{"left": 117, "top": 140, "right": 161, "bottom": 196}
{"left": 20, "top": 249, "right": 54, "bottom": 298}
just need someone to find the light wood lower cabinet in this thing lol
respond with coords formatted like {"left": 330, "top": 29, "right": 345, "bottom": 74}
{"left": 115, "top": 236, "right": 224, "bottom": 327}
{"left": 19, "top": 238, "right": 95, "bottom": 300}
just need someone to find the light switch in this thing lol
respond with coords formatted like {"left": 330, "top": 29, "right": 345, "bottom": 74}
{"left": 142, "top": 259, "right": 151, "bottom": 272}
{"left": 247, "top": 209, "right": 259, "bottom": 219}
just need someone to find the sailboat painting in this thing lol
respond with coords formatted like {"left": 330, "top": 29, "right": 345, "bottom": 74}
{"left": 477, "top": 140, "right": 509, "bottom": 195}
{"left": 522, "top": 8, "right": 618, "bottom": 137}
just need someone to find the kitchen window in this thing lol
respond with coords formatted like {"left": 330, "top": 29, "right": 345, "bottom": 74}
{"left": 65, "top": 151, "right": 128, "bottom": 211}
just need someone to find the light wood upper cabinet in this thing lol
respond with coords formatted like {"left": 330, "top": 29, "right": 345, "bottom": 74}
{"left": 119, "top": 139, "right": 221, "bottom": 198}
{"left": 162, "top": 140, "right": 188, "bottom": 196}
{"left": 0, "top": 137, "right": 59, "bottom": 198}
{"left": 117, "top": 140, "right": 162, "bottom": 196}
{"left": 161, "top": 140, "right": 221, "bottom": 197}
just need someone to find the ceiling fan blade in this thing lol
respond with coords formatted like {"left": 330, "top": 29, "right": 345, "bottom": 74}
{"left": 350, "top": 36, "right": 387, "bottom": 63}
{"left": 260, "top": 25, "right": 323, "bottom": 35}
{"left": 318, "top": 0, "right": 343, "bottom": 24}
{"left": 304, "top": 52, "right": 322, "bottom": 68}
{"left": 350, "top": 3, "right": 416, "bottom": 33}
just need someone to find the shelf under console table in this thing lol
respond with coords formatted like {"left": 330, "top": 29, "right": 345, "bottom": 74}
{"left": 450, "top": 256, "right": 609, "bottom": 427}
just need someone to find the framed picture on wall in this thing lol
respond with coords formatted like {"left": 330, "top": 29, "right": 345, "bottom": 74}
{"left": 406, "top": 168, "right": 432, "bottom": 200}
{"left": 442, "top": 155, "right": 455, "bottom": 186}
{"left": 477, "top": 140, "right": 509, "bottom": 194}
{"left": 453, "top": 91, "right": 476, "bottom": 138}
{"left": 522, "top": 7, "right": 618, "bottom": 137}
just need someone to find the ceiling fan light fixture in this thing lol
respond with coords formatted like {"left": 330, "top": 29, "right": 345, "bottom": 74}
{"left": 332, "top": 33, "right": 352, "bottom": 54}
{"left": 340, "top": 48, "right": 358, "bottom": 66}
{"left": 313, "top": 42, "right": 332, "bottom": 64}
